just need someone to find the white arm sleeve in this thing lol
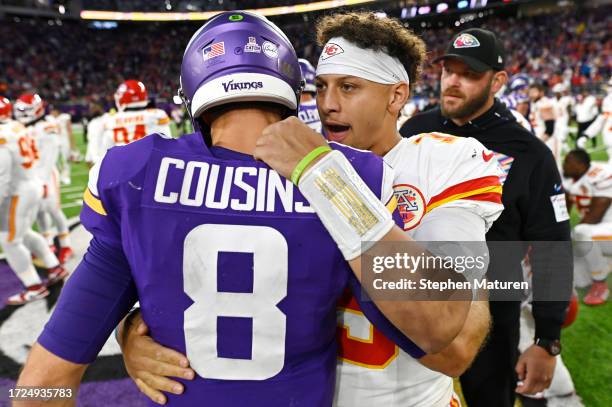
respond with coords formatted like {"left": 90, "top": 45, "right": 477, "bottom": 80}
{"left": 0, "top": 149, "right": 12, "bottom": 202}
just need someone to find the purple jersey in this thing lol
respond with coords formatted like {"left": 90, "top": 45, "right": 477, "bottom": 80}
{"left": 298, "top": 99, "right": 321, "bottom": 133}
{"left": 38, "top": 132, "right": 423, "bottom": 406}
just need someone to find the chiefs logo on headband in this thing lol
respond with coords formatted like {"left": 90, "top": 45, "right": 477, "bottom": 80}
{"left": 321, "top": 43, "right": 344, "bottom": 60}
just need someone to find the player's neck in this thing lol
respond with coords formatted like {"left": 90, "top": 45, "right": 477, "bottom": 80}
{"left": 370, "top": 120, "right": 402, "bottom": 157}
{"left": 210, "top": 107, "right": 282, "bottom": 155}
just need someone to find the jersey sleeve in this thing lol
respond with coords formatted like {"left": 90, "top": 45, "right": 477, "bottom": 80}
{"left": 85, "top": 117, "right": 105, "bottom": 164}
{"left": 589, "top": 168, "right": 612, "bottom": 199}
{"left": 37, "top": 237, "right": 137, "bottom": 364}
{"left": 81, "top": 158, "right": 122, "bottom": 247}
{"left": 328, "top": 141, "right": 395, "bottom": 204}
{"left": 409, "top": 133, "right": 504, "bottom": 231}
{"left": 81, "top": 133, "right": 156, "bottom": 247}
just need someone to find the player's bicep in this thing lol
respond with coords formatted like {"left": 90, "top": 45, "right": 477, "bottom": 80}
{"left": 38, "top": 237, "right": 137, "bottom": 364}
{"left": 347, "top": 274, "right": 426, "bottom": 358}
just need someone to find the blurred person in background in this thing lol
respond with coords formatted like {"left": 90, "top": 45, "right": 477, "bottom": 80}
{"left": 400, "top": 28, "right": 572, "bottom": 407}
{"left": 575, "top": 88, "right": 599, "bottom": 147}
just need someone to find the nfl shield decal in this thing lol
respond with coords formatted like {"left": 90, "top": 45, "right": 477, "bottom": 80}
{"left": 393, "top": 184, "right": 426, "bottom": 230}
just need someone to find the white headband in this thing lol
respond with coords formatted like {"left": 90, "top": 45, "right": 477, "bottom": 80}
{"left": 316, "top": 37, "right": 410, "bottom": 86}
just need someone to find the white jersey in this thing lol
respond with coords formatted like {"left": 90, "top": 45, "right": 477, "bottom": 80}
{"left": 585, "top": 94, "right": 612, "bottom": 141}
{"left": 85, "top": 113, "right": 108, "bottom": 164}
{"left": 27, "top": 119, "right": 61, "bottom": 184}
{"left": 46, "top": 113, "right": 71, "bottom": 139}
{"left": 0, "top": 120, "right": 40, "bottom": 192}
{"left": 335, "top": 133, "right": 504, "bottom": 407}
{"left": 530, "top": 96, "right": 556, "bottom": 139}
{"left": 555, "top": 95, "right": 574, "bottom": 126}
{"left": 95, "top": 108, "right": 171, "bottom": 163}
{"left": 564, "top": 162, "right": 612, "bottom": 223}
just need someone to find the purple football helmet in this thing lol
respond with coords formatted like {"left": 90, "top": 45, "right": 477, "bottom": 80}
{"left": 508, "top": 74, "right": 530, "bottom": 92}
{"left": 179, "top": 11, "right": 303, "bottom": 128}
{"left": 298, "top": 58, "right": 316, "bottom": 94}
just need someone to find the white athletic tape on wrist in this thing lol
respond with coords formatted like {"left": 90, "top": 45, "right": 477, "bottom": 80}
{"left": 299, "top": 150, "right": 394, "bottom": 260}
{"left": 317, "top": 37, "right": 410, "bottom": 86}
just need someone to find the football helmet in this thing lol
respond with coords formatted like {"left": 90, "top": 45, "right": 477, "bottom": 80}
{"left": 508, "top": 73, "right": 530, "bottom": 93}
{"left": 179, "top": 11, "right": 303, "bottom": 131}
{"left": 114, "top": 80, "right": 149, "bottom": 111}
{"left": 0, "top": 96, "right": 12, "bottom": 123}
{"left": 299, "top": 58, "right": 316, "bottom": 94}
{"left": 14, "top": 93, "right": 45, "bottom": 125}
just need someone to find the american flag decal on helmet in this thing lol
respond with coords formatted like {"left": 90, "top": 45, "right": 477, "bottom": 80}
{"left": 203, "top": 42, "right": 225, "bottom": 61}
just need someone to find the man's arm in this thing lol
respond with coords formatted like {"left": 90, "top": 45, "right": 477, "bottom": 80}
{"left": 581, "top": 196, "right": 612, "bottom": 224}
{"left": 419, "top": 300, "right": 489, "bottom": 376}
{"left": 519, "top": 149, "right": 572, "bottom": 394}
{"left": 17, "top": 238, "right": 137, "bottom": 398}
{"left": 0, "top": 148, "right": 12, "bottom": 203}
{"left": 254, "top": 117, "right": 472, "bottom": 353}
{"left": 14, "top": 343, "right": 87, "bottom": 407}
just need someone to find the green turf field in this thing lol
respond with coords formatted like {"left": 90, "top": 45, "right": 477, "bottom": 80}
{"left": 47, "top": 124, "right": 612, "bottom": 406}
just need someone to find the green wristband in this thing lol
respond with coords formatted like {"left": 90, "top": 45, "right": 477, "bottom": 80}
{"left": 290, "top": 145, "right": 332, "bottom": 185}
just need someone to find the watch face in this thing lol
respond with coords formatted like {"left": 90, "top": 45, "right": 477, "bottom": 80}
{"left": 550, "top": 340, "right": 562, "bottom": 356}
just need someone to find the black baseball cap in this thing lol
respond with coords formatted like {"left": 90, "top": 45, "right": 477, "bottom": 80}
{"left": 433, "top": 28, "right": 506, "bottom": 72}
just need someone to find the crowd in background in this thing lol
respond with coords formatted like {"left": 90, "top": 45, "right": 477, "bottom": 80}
{"left": 0, "top": 7, "right": 609, "bottom": 115}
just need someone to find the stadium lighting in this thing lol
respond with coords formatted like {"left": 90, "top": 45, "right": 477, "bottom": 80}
{"left": 436, "top": 3, "right": 449, "bottom": 13}
{"left": 80, "top": 0, "right": 377, "bottom": 22}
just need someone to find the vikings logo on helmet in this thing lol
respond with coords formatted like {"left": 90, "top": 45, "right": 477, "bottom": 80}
{"left": 453, "top": 33, "right": 481, "bottom": 49}
{"left": 393, "top": 184, "right": 426, "bottom": 230}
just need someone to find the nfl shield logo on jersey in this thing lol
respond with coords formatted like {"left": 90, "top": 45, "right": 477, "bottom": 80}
{"left": 393, "top": 184, "right": 426, "bottom": 230}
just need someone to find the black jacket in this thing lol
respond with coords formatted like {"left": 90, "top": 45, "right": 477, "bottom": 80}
{"left": 400, "top": 99, "right": 572, "bottom": 340}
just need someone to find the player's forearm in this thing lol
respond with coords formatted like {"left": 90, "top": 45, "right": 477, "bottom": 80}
{"left": 16, "top": 343, "right": 86, "bottom": 407}
{"left": 418, "top": 300, "right": 490, "bottom": 376}
{"left": 348, "top": 226, "right": 472, "bottom": 353}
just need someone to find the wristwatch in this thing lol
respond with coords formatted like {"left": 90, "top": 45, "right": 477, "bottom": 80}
{"left": 535, "top": 338, "right": 562, "bottom": 356}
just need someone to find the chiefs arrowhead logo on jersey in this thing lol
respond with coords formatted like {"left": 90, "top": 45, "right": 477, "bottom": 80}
{"left": 321, "top": 43, "right": 344, "bottom": 60}
{"left": 453, "top": 33, "right": 480, "bottom": 49}
{"left": 393, "top": 184, "right": 426, "bottom": 231}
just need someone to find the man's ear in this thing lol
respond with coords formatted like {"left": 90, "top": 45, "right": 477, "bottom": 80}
{"left": 388, "top": 82, "right": 410, "bottom": 117}
{"left": 491, "top": 71, "right": 509, "bottom": 96}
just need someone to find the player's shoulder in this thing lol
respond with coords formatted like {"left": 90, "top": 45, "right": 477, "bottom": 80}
{"left": 403, "top": 131, "right": 482, "bottom": 156}
{"left": 35, "top": 118, "right": 60, "bottom": 134}
{"left": 328, "top": 141, "right": 381, "bottom": 165}
{"left": 586, "top": 162, "right": 612, "bottom": 182}
{"left": 0, "top": 121, "right": 26, "bottom": 145}
{"left": 327, "top": 141, "right": 388, "bottom": 196}
{"left": 95, "top": 132, "right": 207, "bottom": 191}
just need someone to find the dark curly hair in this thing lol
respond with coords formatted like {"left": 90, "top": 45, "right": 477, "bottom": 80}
{"left": 316, "top": 11, "right": 426, "bottom": 93}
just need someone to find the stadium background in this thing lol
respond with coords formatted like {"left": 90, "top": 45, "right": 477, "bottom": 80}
{"left": 0, "top": 0, "right": 610, "bottom": 406}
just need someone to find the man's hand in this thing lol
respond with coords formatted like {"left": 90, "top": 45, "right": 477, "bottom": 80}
{"left": 515, "top": 344, "right": 556, "bottom": 395}
{"left": 121, "top": 313, "right": 195, "bottom": 405}
{"left": 254, "top": 116, "right": 328, "bottom": 180}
